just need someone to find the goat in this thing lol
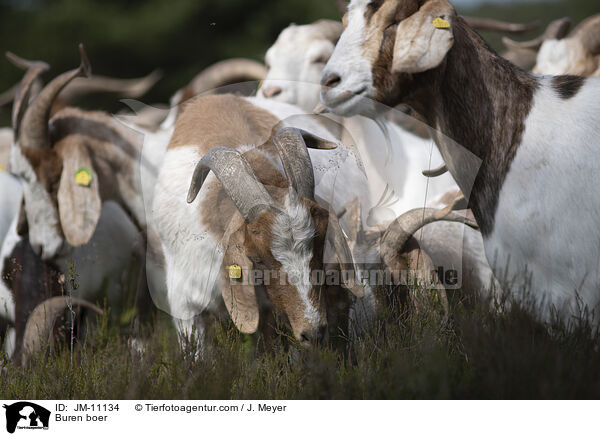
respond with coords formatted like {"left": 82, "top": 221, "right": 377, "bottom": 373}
{"left": 321, "top": 0, "right": 600, "bottom": 324}
{"left": 8, "top": 45, "right": 151, "bottom": 260}
{"left": 339, "top": 197, "right": 481, "bottom": 335}
{"left": 259, "top": 19, "right": 457, "bottom": 229}
{"left": 153, "top": 93, "right": 366, "bottom": 348}
{"left": 501, "top": 17, "right": 573, "bottom": 72}
{"left": 0, "top": 47, "right": 144, "bottom": 362}
{"left": 504, "top": 14, "right": 600, "bottom": 77}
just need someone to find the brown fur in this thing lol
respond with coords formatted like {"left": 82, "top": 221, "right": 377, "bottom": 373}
{"left": 359, "top": 1, "right": 538, "bottom": 236}
{"left": 174, "top": 94, "right": 334, "bottom": 342}
{"left": 21, "top": 107, "right": 145, "bottom": 216}
{"left": 552, "top": 75, "right": 585, "bottom": 99}
{"left": 2, "top": 239, "right": 62, "bottom": 357}
{"left": 169, "top": 94, "right": 279, "bottom": 154}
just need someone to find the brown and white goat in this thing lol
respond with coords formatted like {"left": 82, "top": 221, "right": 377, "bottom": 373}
{"left": 153, "top": 94, "right": 363, "bottom": 347}
{"left": 1, "top": 49, "right": 149, "bottom": 360}
{"left": 9, "top": 45, "right": 150, "bottom": 260}
{"left": 321, "top": 0, "right": 600, "bottom": 323}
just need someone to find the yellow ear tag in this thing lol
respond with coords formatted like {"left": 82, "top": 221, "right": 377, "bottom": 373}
{"left": 433, "top": 17, "right": 451, "bottom": 29}
{"left": 228, "top": 264, "right": 242, "bottom": 279}
{"left": 75, "top": 167, "right": 93, "bottom": 187}
{"left": 0, "top": 164, "right": 5, "bottom": 172}
{"left": 257, "top": 79, "right": 263, "bottom": 90}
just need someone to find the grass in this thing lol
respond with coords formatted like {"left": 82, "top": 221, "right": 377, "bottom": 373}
{"left": 1, "top": 288, "right": 600, "bottom": 400}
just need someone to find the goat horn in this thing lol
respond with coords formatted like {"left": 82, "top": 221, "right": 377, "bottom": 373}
{"left": 187, "top": 147, "right": 275, "bottom": 222}
{"left": 380, "top": 208, "right": 478, "bottom": 271}
{"left": 464, "top": 17, "right": 541, "bottom": 35}
{"left": 0, "top": 83, "right": 18, "bottom": 107}
{"left": 186, "top": 58, "right": 267, "bottom": 96}
{"left": 502, "top": 17, "right": 572, "bottom": 51}
{"left": 58, "top": 69, "right": 163, "bottom": 100}
{"left": 21, "top": 296, "right": 103, "bottom": 365}
{"left": 422, "top": 164, "right": 448, "bottom": 178}
{"left": 272, "top": 128, "right": 316, "bottom": 200}
{"left": 571, "top": 14, "right": 600, "bottom": 56}
{"left": 5, "top": 52, "right": 49, "bottom": 140}
{"left": 19, "top": 44, "right": 91, "bottom": 150}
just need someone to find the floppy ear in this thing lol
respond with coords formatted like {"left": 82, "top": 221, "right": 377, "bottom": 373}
{"left": 57, "top": 141, "right": 102, "bottom": 246}
{"left": 220, "top": 218, "right": 259, "bottom": 334}
{"left": 392, "top": 0, "right": 456, "bottom": 74}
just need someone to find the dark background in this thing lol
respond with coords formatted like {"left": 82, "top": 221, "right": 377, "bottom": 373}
{"left": 0, "top": 0, "right": 597, "bottom": 125}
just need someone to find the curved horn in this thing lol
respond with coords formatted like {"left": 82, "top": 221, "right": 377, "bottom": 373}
{"left": 5, "top": 52, "right": 49, "bottom": 140}
{"left": 503, "top": 17, "right": 572, "bottom": 51}
{"left": 187, "top": 147, "right": 275, "bottom": 222}
{"left": 0, "top": 83, "right": 18, "bottom": 107}
{"left": 58, "top": 69, "right": 163, "bottom": 101}
{"left": 21, "top": 296, "right": 103, "bottom": 363}
{"left": 19, "top": 44, "right": 91, "bottom": 149}
{"left": 187, "top": 58, "right": 267, "bottom": 96}
{"left": 272, "top": 127, "right": 319, "bottom": 200}
{"left": 464, "top": 16, "right": 541, "bottom": 35}
{"left": 422, "top": 164, "right": 448, "bottom": 178}
{"left": 380, "top": 208, "right": 478, "bottom": 270}
{"left": 571, "top": 14, "right": 600, "bottom": 56}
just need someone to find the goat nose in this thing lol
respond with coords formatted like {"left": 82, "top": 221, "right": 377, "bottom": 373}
{"left": 262, "top": 86, "right": 282, "bottom": 98}
{"left": 321, "top": 72, "right": 341, "bottom": 88}
{"left": 299, "top": 325, "right": 328, "bottom": 346}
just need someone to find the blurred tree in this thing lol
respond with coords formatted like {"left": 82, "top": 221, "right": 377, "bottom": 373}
{"left": 0, "top": 0, "right": 339, "bottom": 123}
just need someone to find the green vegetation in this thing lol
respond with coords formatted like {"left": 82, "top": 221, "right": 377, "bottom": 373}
{"left": 3, "top": 289, "right": 599, "bottom": 399}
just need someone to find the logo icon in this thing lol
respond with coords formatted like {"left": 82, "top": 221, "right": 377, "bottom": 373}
{"left": 3, "top": 402, "right": 50, "bottom": 434}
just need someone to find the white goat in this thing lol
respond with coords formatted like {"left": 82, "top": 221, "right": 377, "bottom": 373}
{"left": 321, "top": 0, "right": 600, "bottom": 324}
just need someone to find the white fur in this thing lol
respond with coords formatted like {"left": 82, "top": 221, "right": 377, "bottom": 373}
{"left": 262, "top": 23, "right": 338, "bottom": 112}
{"left": 154, "top": 144, "right": 328, "bottom": 344}
{"left": 486, "top": 77, "right": 600, "bottom": 321}
{"left": 271, "top": 194, "right": 319, "bottom": 324}
{"left": 325, "top": 0, "right": 600, "bottom": 322}
{"left": 153, "top": 147, "right": 223, "bottom": 324}
{"left": 534, "top": 39, "right": 599, "bottom": 77}
{"left": 10, "top": 145, "right": 63, "bottom": 259}
{"left": 321, "top": 0, "right": 377, "bottom": 117}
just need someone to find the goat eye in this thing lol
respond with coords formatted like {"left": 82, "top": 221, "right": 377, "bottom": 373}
{"left": 312, "top": 56, "right": 329, "bottom": 65}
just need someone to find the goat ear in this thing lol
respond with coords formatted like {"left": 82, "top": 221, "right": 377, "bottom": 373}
{"left": 392, "top": 0, "right": 456, "bottom": 74}
{"left": 57, "top": 141, "right": 102, "bottom": 246}
{"left": 220, "top": 220, "right": 259, "bottom": 334}
{"left": 327, "top": 209, "right": 364, "bottom": 298}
